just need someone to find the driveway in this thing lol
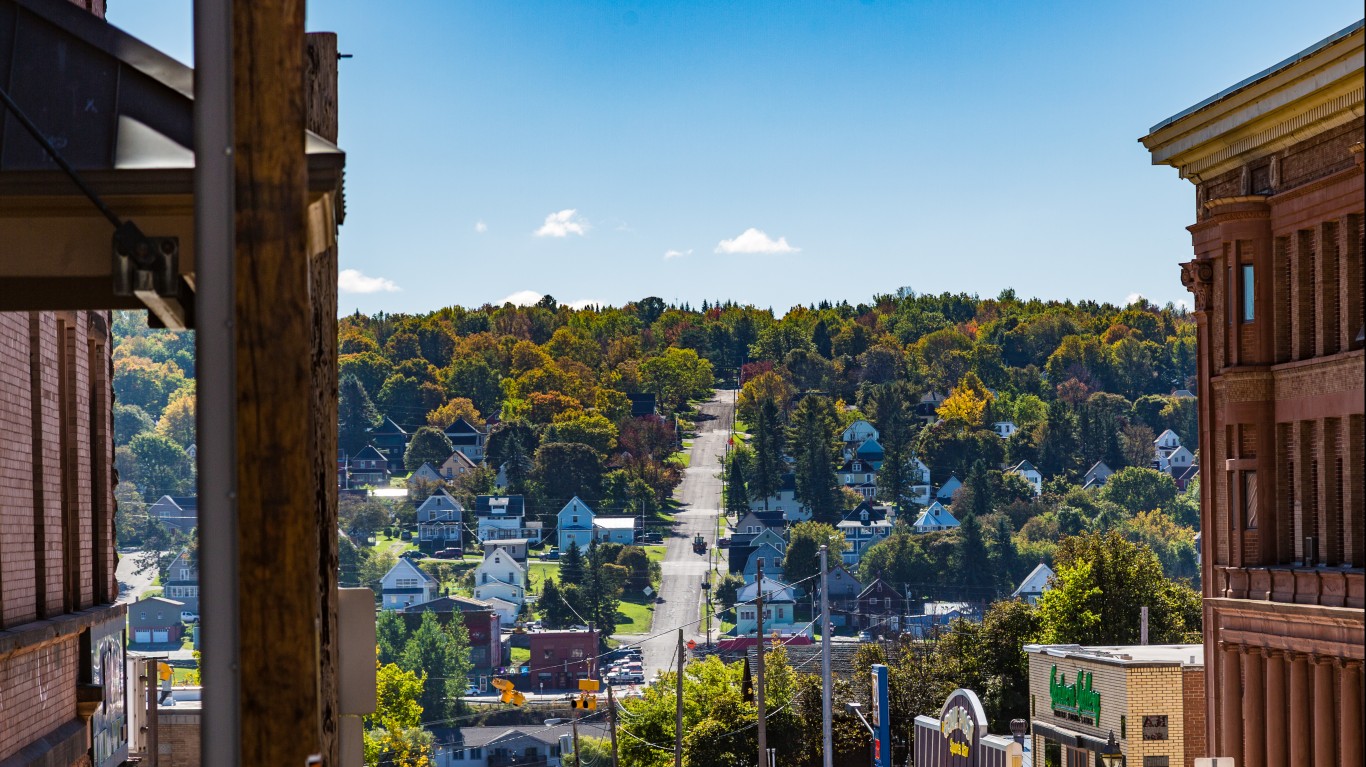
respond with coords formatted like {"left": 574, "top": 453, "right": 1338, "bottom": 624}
{"left": 617, "top": 389, "right": 734, "bottom": 681}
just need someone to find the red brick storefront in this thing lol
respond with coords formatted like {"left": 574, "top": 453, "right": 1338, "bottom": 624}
{"left": 1141, "top": 21, "right": 1365, "bottom": 767}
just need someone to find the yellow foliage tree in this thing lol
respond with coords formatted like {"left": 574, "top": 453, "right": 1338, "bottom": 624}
{"left": 426, "top": 397, "right": 483, "bottom": 430}
{"left": 156, "top": 393, "right": 197, "bottom": 449}
{"left": 936, "top": 373, "right": 993, "bottom": 427}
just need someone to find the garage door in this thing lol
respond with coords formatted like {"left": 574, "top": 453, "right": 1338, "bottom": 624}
{"left": 134, "top": 630, "right": 151, "bottom": 643}
{"left": 152, "top": 630, "right": 170, "bottom": 643}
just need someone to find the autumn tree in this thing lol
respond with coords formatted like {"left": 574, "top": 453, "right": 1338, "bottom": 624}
{"left": 403, "top": 426, "right": 454, "bottom": 472}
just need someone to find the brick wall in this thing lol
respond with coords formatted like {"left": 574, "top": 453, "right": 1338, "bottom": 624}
{"left": 0, "top": 310, "right": 118, "bottom": 764}
{"left": 0, "top": 636, "right": 79, "bottom": 758}
{"left": 1182, "top": 667, "right": 1206, "bottom": 767}
{"left": 158, "top": 710, "right": 202, "bottom": 767}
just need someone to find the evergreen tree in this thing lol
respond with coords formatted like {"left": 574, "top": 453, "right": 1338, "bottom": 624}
{"left": 751, "top": 399, "right": 787, "bottom": 507}
{"left": 1037, "top": 400, "right": 1081, "bottom": 479}
{"left": 725, "top": 454, "right": 750, "bottom": 514}
{"left": 954, "top": 512, "right": 994, "bottom": 601}
{"left": 963, "top": 460, "right": 993, "bottom": 519}
{"left": 580, "top": 542, "right": 627, "bottom": 646}
{"left": 398, "top": 611, "right": 471, "bottom": 722}
{"left": 869, "top": 383, "right": 921, "bottom": 511}
{"left": 338, "top": 374, "right": 380, "bottom": 456}
{"left": 811, "top": 319, "right": 833, "bottom": 359}
{"left": 788, "top": 396, "right": 841, "bottom": 523}
{"left": 538, "top": 577, "right": 577, "bottom": 628}
{"left": 376, "top": 609, "right": 408, "bottom": 667}
{"left": 987, "top": 515, "right": 1019, "bottom": 593}
{"left": 560, "top": 540, "right": 585, "bottom": 585}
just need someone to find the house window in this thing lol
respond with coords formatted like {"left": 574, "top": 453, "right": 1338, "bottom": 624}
{"left": 544, "top": 649, "right": 555, "bottom": 659}
{"left": 139, "top": 612, "right": 146, "bottom": 620}
{"left": 571, "top": 648, "right": 585, "bottom": 658}
{"left": 572, "top": 515, "right": 579, "bottom": 524}
{"left": 757, "top": 557, "right": 765, "bottom": 569}
{"left": 1241, "top": 264, "right": 1255, "bottom": 322}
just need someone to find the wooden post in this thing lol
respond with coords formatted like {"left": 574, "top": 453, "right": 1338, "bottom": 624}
{"left": 756, "top": 560, "right": 766, "bottom": 767}
{"left": 608, "top": 682, "right": 620, "bottom": 767}
{"left": 232, "top": 1, "right": 323, "bottom": 763}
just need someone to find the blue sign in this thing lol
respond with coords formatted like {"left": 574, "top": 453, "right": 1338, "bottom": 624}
{"left": 872, "top": 664, "right": 890, "bottom": 767}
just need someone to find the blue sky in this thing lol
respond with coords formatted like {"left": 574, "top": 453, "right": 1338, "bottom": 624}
{"left": 109, "top": 2, "right": 1364, "bottom": 316}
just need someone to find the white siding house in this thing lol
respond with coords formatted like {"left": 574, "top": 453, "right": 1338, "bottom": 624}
{"left": 380, "top": 559, "right": 440, "bottom": 611}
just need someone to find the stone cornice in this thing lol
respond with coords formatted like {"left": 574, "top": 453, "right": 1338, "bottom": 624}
{"left": 1141, "top": 25, "right": 1364, "bottom": 182}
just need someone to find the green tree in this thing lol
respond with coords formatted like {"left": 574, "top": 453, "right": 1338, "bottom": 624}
{"left": 339, "top": 375, "right": 381, "bottom": 455}
{"left": 725, "top": 451, "right": 751, "bottom": 514}
{"left": 1101, "top": 466, "right": 1178, "bottom": 515}
{"left": 376, "top": 609, "right": 408, "bottom": 666}
{"left": 782, "top": 521, "right": 848, "bottom": 587}
{"left": 640, "top": 347, "right": 715, "bottom": 413}
{"left": 560, "top": 540, "right": 585, "bottom": 585}
{"left": 532, "top": 442, "right": 604, "bottom": 505}
{"left": 538, "top": 577, "right": 579, "bottom": 628}
{"left": 398, "top": 611, "right": 471, "bottom": 723}
{"left": 363, "top": 662, "right": 433, "bottom": 767}
{"left": 1036, "top": 531, "right": 1201, "bottom": 645}
{"left": 114, "top": 403, "right": 156, "bottom": 446}
{"left": 954, "top": 511, "right": 994, "bottom": 600}
{"left": 403, "top": 426, "right": 454, "bottom": 472}
{"left": 868, "top": 383, "right": 921, "bottom": 510}
{"left": 543, "top": 412, "right": 619, "bottom": 457}
{"left": 1037, "top": 400, "right": 1081, "bottom": 479}
{"left": 750, "top": 399, "right": 787, "bottom": 507}
{"left": 123, "top": 432, "right": 194, "bottom": 500}
{"left": 788, "top": 395, "right": 840, "bottom": 523}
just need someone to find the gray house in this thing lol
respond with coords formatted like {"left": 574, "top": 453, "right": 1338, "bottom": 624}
{"left": 129, "top": 596, "right": 185, "bottom": 646}
{"left": 162, "top": 548, "right": 199, "bottom": 612}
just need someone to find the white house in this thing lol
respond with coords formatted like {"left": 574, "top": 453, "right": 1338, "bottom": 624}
{"left": 1008, "top": 460, "right": 1043, "bottom": 496}
{"left": 841, "top": 419, "right": 880, "bottom": 447}
{"left": 912, "top": 502, "right": 960, "bottom": 533}
{"left": 935, "top": 475, "right": 962, "bottom": 502}
{"left": 1153, "top": 431, "right": 1194, "bottom": 474}
{"left": 747, "top": 474, "right": 811, "bottom": 522}
{"left": 557, "top": 497, "right": 596, "bottom": 551}
{"left": 1011, "top": 562, "right": 1056, "bottom": 605}
{"left": 476, "top": 495, "right": 540, "bottom": 542}
{"left": 416, "top": 488, "right": 464, "bottom": 554}
{"left": 735, "top": 577, "right": 806, "bottom": 638}
{"left": 1082, "top": 461, "right": 1114, "bottom": 490}
{"left": 991, "top": 421, "right": 1018, "bottom": 439}
{"left": 1153, "top": 429, "right": 1182, "bottom": 451}
{"left": 407, "top": 462, "right": 444, "bottom": 489}
{"left": 472, "top": 547, "right": 526, "bottom": 611}
{"left": 593, "top": 516, "right": 637, "bottom": 545}
{"left": 380, "top": 558, "right": 440, "bottom": 611}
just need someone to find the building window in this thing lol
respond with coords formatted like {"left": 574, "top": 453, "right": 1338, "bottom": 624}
{"left": 1243, "top": 471, "right": 1259, "bottom": 530}
{"left": 1241, "top": 264, "right": 1255, "bottom": 322}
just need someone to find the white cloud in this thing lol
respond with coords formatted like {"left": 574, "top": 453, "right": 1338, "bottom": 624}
{"left": 497, "top": 290, "right": 545, "bottom": 306}
{"left": 1124, "top": 292, "right": 1146, "bottom": 307}
{"left": 534, "top": 209, "right": 590, "bottom": 238}
{"left": 715, "top": 227, "right": 799, "bottom": 254}
{"left": 338, "top": 269, "right": 400, "bottom": 294}
{"left": 474, "top": 220, "right": 488, "bottom": 234}
{"left": 664, "top": 248, "right": 693, "bottom": 260}
{"left": 566, "top": 298, "right": 603, "bottom": 310}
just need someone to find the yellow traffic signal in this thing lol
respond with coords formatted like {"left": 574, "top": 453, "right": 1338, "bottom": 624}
{"left": 490, "top": 678, "right": 513, "bottom": 691}
{"left": 491, "top": 677, "right": 525, "bottom": 706}
{"left": 573, "top": 693, "right": 597, "bottom": 710}
{"left": 578, "top": 679, "right": 600, "bottom": 692}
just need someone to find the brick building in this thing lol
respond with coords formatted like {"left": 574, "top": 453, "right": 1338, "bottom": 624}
{"left": 1026, "top": 644, "right": 1206, "bottom": 767}
{"left": 525, "top": 630, "right": 597, "bottom": 691}
{"left": 0, "top": 309, "right": 126, "bottom": 766}
{"left": 1140, "top": 20, "right": 1364, "bottom": 767}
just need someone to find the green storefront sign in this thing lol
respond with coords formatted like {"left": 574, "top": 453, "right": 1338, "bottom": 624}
{"left": 1049, "top": 666, "right": 1100, "bottom": 724}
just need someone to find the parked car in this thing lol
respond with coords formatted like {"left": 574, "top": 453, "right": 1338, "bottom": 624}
{"left": 542, "top": 547, "right": 560, "bottom": 560}
{"left": 857, "top": 631, "right": 873, "bottom": 642}
{"left": 434, "top": 548, "right": 462, "bottom": 559}
{"left": 465, "top": 684, "right": 480, "bottom": 696}
{"left": 400, "top": 550, "right": 425, "bottom": 560}
{"left": 181, "top": 611, "right": 200, "bottom": 623}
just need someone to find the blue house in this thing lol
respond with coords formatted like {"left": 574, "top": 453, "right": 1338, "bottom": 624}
{"left": 742, "top": 543, "right": 784, "bottom": 584}
{"left": 557, "top": 497, "right": 596, "bottom": 551}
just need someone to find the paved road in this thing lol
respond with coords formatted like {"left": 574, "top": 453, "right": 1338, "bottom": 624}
{"left": 617, "top": 389, "right": 734, "bottom": 681}
{"left": 115, "top": 549, "right": 159, "bottom": 605}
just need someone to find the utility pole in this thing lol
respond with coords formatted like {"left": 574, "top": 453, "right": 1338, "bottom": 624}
{"left": 675, "top": 628, "right": 685, "bottom": 767}
{"left": 756, "top": 559, "right": 767, "bottom": 766}
{"left": 821, "top": 545, "right": 833, "bottom": 767}
{"left": 571, "top": 703, "right": 581, "bottom": 767}
{"left": 608, "top": 683, "right": 620, "bottom": 767}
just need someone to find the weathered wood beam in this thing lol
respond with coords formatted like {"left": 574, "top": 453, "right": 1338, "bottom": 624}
{"left": 233, "top": 0, "right": 321, "bottom": 762}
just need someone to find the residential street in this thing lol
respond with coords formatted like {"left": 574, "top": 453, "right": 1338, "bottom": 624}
{"left": 115, "top": 549, "right": 159, "bottom": 605}
{"left": 618, "top": 389, "right": 734, "bottom": 681}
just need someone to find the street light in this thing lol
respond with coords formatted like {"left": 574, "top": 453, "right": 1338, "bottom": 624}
{"left": 845, "top": 701, "right": 877, "bottom": 766}
{"left": 701, "top": 576, "right": 712, "bottom": 647}
{"left": 1098, "top": 730, "right": 1124, "bottom": 767}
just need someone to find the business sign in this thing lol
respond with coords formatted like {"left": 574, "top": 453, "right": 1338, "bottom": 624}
{"left": 90, "top": 615, "right": 129, "bottom": 767}
{"left": 937, "top": 688, "right": 987, "bottom": 766}
{"left": 872, "top": 664, "right": 891, "bottom": 767}
{"left": 1049, "top": 666, "right": 1100, "bottom": 724}
{"left": 1143, "top": 715, "right": 1169, "bottom": 741}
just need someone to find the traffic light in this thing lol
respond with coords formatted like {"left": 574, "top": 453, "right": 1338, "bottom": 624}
{"left": 491, "top": 678, "right": 526, "bottom": 706}
{"left": 573, "top": 693, "right": 597, "bottom": 710}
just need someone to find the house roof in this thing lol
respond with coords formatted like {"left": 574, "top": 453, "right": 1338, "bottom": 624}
{"left": 737, "top": 576, "right": 796, "bottom": 603}
{"left": 1153, "top": 429, "right": 1181, "bottom": 445}
{"left": 856, "top": 578, "right": 903, "bottom": 601}
{"left": 134, "top": 595, "right": 186, "bottom": 608}
{"left": 913, "top": 502, "right": 959, "bottom": 529}
{"left": 400, "top": 595, "right": 493, "bottom": 614}
{"left": 744, "top": 543, "right": 785, "bottom": 570}
{"left": 1011, "top": 460, "right": 1039, "bottom": 475}
{"left": 1174, "top": 464, "right": 1200, "bottom": 483}
{"left": 558, "top": 496, "right": 594, "bottom": 518}
{"left": 738, "top": 509, "right": 786, "bottom": 528}
{"left": 352, "top": 445, "right": 387, "bottom": 463}
{"left": 371, "top": 417, "right": 407, "bottom": 436}
{"left": 475, "top": 495, "right": 525, "bottom": 517}
{"left": 855, "top": 439, "right": 883, "bottom": 456}
{"left": 935, "top": 475, "right": 962, "bottom": 499}
{"left": 1085, "top": 461, "right": 1112, "bottom": 479}
{"left": 440, "top": 722, "right": 611, "bottom": 751}
{"left": 441, "top": 450, "right": 478, "bottom": 470}
{"left": 1011, "top": 562, "right": 1056, "bottom": 598}
{"left": 480, "top": 548, "right": 526, "bottom": 573}
{"left": 626, "top": 392, "right": 657, "bottom": 417}
{"left": 417, "top": 489, "right": 463, "bottom": 519}
{"left": 410, "top": 463, "right": 443, "bottom": 481}
{"left": 444, "top": 417, "right": 483, "bottom": 437}
{"left": 384, "top": 558, "right": 437, "bottom": 585}
{"left": 593, "top": 517, "right": 637, "bottom": 530}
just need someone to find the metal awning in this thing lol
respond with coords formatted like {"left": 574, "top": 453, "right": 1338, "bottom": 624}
{"left": 0, "top": 0, "right": 344, "bottom": 325}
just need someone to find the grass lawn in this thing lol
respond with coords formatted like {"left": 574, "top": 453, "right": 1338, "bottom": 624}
{"left": 171, "top": 666, "right": 200, "bottom": 686}
{"left": 615, "top": 594, "right": 655, "bottom": 633}
{"left": 643, "top": 545, "right": 666, "bottom": 565}
{"left": 510, "top": 647, "right": 530, "bottom": 664}
{"left": 667, "top": 450, "right": 691, "bottom": 468}
{"left": 526, "top": 561, "right": 561, "bottom": 594}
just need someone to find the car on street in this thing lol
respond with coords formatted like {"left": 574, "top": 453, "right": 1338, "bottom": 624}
{"left": 465, "top": 685, "right": 480, "bottom": 696}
